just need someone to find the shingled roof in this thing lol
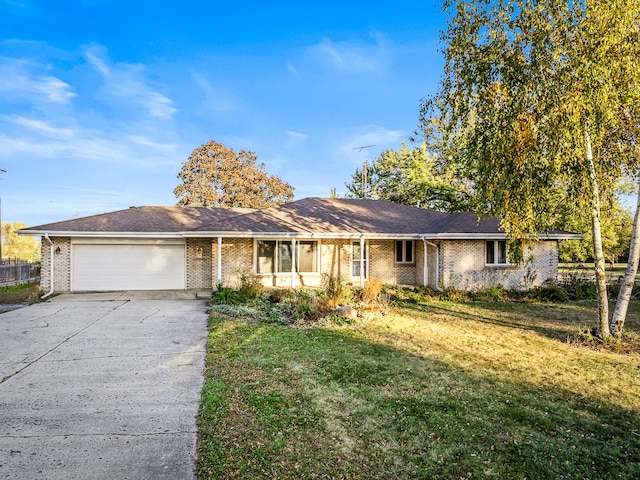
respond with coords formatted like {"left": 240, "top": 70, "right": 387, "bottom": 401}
{"left": 19, "top": 206, "right": 253, "bottom": 236}
{"left": 192, "top": 198, "right": 452, "bottom": 235}
{"left": 19, "top": 198, "right": 579, "bottom": 239}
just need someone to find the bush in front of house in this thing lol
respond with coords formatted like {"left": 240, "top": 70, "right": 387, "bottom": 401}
{"left": 210, "top": 275, "right": 389, "bottom": 326}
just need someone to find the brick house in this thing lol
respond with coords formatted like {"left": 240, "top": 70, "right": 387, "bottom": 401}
{"left": 19, "top": 198, "right": 579, "bottom": 294}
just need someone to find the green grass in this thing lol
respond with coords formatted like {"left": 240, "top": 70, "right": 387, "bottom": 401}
{"left": 197, "top": 297, "right": 640, "bottom": 479}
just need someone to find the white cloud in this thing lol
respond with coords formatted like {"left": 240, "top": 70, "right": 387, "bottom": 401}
{"left": 286, "top": 130, "right": 308, "bottom": 142}
{"left": 11, "top": 116, "right": 74, "bottom": 136}
{"left": 190, "top": 70, "right": 237, "bottom": 114}
{"left": 0, "top": 58, "right": 76, "bottom": 103}
{"left": 310, "top": 34, "right": 388, "bottom": 74}
{"left": 84, "top": 46, "right": 178, "bottom": 119}
{"left": 286, "top": 61, "right": 298, "bottom": 76}
{"left": 84, "top": 50, "right": 110, "bottom": 76}
{"left": 0, "top": 115, "right": 185, "bottom": 167}
{"left": 335, "top": 125, "right": 405, "bottom": 164}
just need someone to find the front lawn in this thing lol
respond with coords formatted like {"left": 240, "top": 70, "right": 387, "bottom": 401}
{"left": 197, "top": 295, "right": 640, "bottom": 479}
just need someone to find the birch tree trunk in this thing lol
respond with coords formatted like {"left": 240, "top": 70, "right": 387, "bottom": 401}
{"left": 610, "top": 175, "right": 640, "bottom": 336}
{"left": 586, "top": 129, "right": 611, "bottom": 338}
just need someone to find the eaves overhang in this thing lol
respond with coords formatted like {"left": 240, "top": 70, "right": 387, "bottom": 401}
{"left": 181, "top": 231, "right": 427, "bottom": 239}
{"left": 19, "top": 230, "right": 582, "bottom": 241}
{"left": 420, "top": 232, "right": 583, "bottom": 240}
{"left": 17, "top": 230, "right": 184, "bottom": 239}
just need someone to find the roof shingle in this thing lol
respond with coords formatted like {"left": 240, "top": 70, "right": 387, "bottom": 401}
{"left": 19, "top": 198, "right": 578, "bottom": 239}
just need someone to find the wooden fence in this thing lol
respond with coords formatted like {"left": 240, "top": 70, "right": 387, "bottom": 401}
{"left": 558, "top": 265, "right": 640, "bottom": 286}
{"left": 0, "top": 262, "right": 40, "bottom": 286}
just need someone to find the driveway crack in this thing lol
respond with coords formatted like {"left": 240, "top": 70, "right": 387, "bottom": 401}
{"left": 0, "top": 301, "right": 129, "bottom": 385}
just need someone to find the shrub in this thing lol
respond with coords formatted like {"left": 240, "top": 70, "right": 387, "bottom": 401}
{"left": 322, "top": 274, "right": 353, "bottom": 307}
{"left": 264, "top": 288, "right": 289, "bottom": 304}
{"left": 238, "top": 271, "right": 263, "bottom": 300}
{"left": 531, "top": 284, "right": 569, "bottom": 302}
{"left": 211, "top": 285, "right": 242, "bottom": 305}
{"left": 295, "top": 302, "right": 314, "bottom": 321}
{"left": 362, "top": 277, "right": 383, "bottom": 303}
{"left": 441, "top": 288, "right": 469, "bottom": 302}
{"left": 561, "top": 278, "right": 597, "bottom": 301}
{"left": 471, "top": 286, "right": 507, "bottom": 302}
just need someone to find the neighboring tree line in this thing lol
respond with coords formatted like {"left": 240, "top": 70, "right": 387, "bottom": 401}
{"left": 345, "top": 143, "right": 636, "bottom": 266}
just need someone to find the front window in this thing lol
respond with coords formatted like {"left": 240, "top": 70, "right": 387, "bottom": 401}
{"left": 257, "top": 240, "right": 318, "bottom": 273}
{"left": 395, "top": 240, "right": 414, "bottom": 263}
{"left": 486, "top": 240, "right": 508, "bottom": 265}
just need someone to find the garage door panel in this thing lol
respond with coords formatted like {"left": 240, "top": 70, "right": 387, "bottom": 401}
{"left": 72, "top": 243, "right": 185, "bottom": 291}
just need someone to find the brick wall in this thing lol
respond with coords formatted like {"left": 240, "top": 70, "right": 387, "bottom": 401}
{"left": 40, "top": 235, "right": 559, "bottom": 293}
{"left": 369, "top": 240, "right": 417, "bottom": 285}
{"left": 320, "top": 239, "right": 350, "bottom": 283}
{"left": 217, "top": 238, "right": 253, "bottom": 288}
{"left": 40, "top": 236, "right": 71, "bottom": 293}
{"left": 186, "top": 238, "right": 212, "bottom": 289}
{"left": 440, "top": 240, "right": 558, "bottom": 290}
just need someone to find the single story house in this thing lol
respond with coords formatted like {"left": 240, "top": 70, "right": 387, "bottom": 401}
{"left": 19, "top": 197, "right": 580, "bottom": 294}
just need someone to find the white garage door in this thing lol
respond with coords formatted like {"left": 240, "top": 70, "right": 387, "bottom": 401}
{"left": 72, "top": 240, "right": 186, "bottom": 291}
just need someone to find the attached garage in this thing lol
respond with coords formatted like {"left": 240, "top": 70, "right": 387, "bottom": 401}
{"left": 71, "top": 239, "right": 186, "bottom": 291}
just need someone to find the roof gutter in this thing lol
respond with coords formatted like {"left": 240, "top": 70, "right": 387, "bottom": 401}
{"left": 18, "top": 230, "right": 184, "bottom": 239}
{"left": 41, "top": 234, "right": 55, "bottom": 299}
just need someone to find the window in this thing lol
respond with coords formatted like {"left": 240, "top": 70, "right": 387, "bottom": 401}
{"left": 486, "top": 240, "right": 508, "bottom": 265}
{"left": 256, "top": 240, "right": 318, "bottom": 274}
{"left": 395, "top": 240, "right": 414, "bottom": 263}
{"left": 352, "top": 242, "right": 368, "bottom": 278}
{"left": 297, "top": 241, "right": 318, "bottom": 272}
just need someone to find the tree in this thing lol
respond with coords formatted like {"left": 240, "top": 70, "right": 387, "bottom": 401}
{"left": 558, "top": 190, "right": 634, "bottom": 266}
{"left": 420, "top": 0, "right": 640, "bottom": 337}
{"left": 2, "top": 222, "right": 40, "bottom": 262}
{"left": 345, "top": 142, "right": 474, "bottom": 212}
{"left": 174, "top": 141, "right": 294, "bottom": 208}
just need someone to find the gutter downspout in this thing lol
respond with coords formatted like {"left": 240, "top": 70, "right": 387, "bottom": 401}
{"left": 422, "top": 237, "right": 442, "bottom": 291}
{"left": 42, "top": 234, "right": 55, "bottom": 298}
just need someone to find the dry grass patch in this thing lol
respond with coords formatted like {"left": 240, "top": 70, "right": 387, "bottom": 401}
{"left": 0, "top": 283, "right": 41, "bottom": 306}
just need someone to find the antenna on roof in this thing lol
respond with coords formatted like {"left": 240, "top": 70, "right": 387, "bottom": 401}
{"left": 352, "top": 145, "right": 375, "bottom": 152}
{"left": 352, "top": 145, "right": 375, "bottom": 198}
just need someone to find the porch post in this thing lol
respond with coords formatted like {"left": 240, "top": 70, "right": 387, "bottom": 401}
{"left": 360, "top": 236, "right": 365, "bottom": 288}
{"left": 217, "top": 237, "right": 222, "bottom": 286}
{"left": 291, "top": 237, "right": 296, "bottom": 288}
{"left": 423, "top": 238, "right": 428, "bottom": 287}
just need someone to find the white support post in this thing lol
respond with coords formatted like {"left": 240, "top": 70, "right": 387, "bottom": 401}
{"left": 217, "top": 237, "right": 222, "bottom": 286}
{"left": 423, "top": 238, "right": 428, "bottom": 287}
{"left": 360, "top": 236, "right": 365, "bottom": 288}
{"left": 291, "top": 237, "right": 296, "bottom": 288}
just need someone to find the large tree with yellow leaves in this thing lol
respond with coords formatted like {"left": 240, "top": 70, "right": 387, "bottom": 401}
{"left": 174, "top": 141, "right": 294, "bottom": 208}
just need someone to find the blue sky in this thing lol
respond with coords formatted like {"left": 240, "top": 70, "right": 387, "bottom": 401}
{"left": 0, "top": 0, "right": 446, "bottom": 226}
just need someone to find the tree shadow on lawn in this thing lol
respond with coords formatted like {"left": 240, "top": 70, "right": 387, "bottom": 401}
{"left": 199, "top": 316, "right": 640, "bottom": 479}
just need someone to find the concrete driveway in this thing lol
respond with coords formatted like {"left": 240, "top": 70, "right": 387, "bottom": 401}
{"left": 0, "top": 291, "right": 209, "bottom": 479}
